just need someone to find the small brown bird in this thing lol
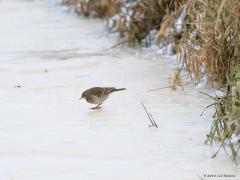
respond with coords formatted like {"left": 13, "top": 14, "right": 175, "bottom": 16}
{"left": 79, "top": 87, "right": 126, "bottom": 109}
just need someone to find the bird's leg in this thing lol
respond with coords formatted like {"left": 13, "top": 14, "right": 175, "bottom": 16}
{"left": 91, "top": 104, "right": 102, "bottom": 109}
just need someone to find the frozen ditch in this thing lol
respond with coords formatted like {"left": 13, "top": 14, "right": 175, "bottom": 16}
{"left": 0, "top": 0, "right": 239, "bottom": 179}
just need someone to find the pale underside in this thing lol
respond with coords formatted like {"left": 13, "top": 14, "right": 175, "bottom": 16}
{"left": 86, "top": 95, "right": 109, "bottom": 104}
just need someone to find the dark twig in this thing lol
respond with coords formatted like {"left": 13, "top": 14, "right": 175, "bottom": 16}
{"left": 199, "top": 91, "right": 217, "bottom": 100}
{"left": 149, "top": 113, "right": 158, "bottom": 128}
{"left": 141, "top": 102, "right": 158, "bottom": 128}
{"left": 103, "top": 39, "right": 128, "bottom": 51}
{"left": 200, "top": 103, "right": 217, "bottom": 116}
{"left": 141, "top": 102, "right": 154, "bottom": 127}
{"left": 148, "top": 86, "right": 170, "bottom": 92}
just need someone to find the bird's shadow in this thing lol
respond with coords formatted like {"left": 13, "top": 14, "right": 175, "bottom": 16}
{"left": 85, "top": 108, "right": 113, "bottom": 126}
{"left": 86, "top": 107, "right": 106, "bottom": 118}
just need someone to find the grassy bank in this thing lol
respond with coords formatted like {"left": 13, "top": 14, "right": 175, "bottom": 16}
{"left": 179, "top": 0, "right": 240, "bottom": 163}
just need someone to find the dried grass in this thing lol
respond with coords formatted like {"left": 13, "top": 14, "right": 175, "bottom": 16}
{"left": 178, "top": 0, "right": 240, "bottom": 85}
{"left": 63, "top": 0, "right": 123, "bottom": 18}
{"left": 178, "top": 0, "right": 240, "bottom": 162}
{"left": 108, "top": 0, "right": 186, "bottom": 47}
{"left": 62, "top": 0, "right": 78, "bottom": 5}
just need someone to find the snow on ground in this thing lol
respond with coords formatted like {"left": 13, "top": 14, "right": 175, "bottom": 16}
{"left": 0, "top": 0, "right": 239, "bottom": 180}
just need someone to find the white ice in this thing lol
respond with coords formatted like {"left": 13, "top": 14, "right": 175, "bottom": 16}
{"left": 0, "top": 0, "right": 239, "bottom": 180}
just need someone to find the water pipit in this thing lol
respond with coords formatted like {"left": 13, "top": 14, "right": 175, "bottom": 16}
{"left": 79, "top": 87, "right": 126, "bottom": 109}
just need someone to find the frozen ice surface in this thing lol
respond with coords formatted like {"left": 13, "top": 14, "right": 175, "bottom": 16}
{"left": 0, "top": 0, "right": 239, "bottom": 180}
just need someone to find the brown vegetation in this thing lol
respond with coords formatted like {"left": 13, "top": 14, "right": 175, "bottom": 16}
{"left": 178, "top": 0, "right": 240, "bottom": 85}
{"left": 63, "top": 0, "right": 123, "bottom": 18}
{"left": 179, "top": 0, "right": 240, "bottom": 161}
{"left": 108, "top": 0, "right": 186, "bottom": 48}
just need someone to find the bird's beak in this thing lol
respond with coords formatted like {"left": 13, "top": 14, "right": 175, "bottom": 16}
{"left": 79, "top": 97, "right": 83, "bottom": 101}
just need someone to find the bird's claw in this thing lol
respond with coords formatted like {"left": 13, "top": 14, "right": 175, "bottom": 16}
{"left": 91, "top": 106, "right": 102, "bottom": 110}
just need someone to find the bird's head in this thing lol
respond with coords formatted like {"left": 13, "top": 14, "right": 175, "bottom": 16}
{"left": 79, "top": 91, "right": 87, "bottom": 100}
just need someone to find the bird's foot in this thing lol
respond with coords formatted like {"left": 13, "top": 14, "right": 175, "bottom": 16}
{"left": 91, "top": 106, "right": 102, "bottom": 110}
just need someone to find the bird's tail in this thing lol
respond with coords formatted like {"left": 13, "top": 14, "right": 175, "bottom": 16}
{"left": 113, "top": 88, "right": 126, "bottom": 92}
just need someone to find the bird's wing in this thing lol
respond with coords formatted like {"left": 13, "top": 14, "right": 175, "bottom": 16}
{"left": 85, "top": 87, "right": 115, "bottom": 97}
{"left": 102, "top": 87, "right": 116, "bottom": 95}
